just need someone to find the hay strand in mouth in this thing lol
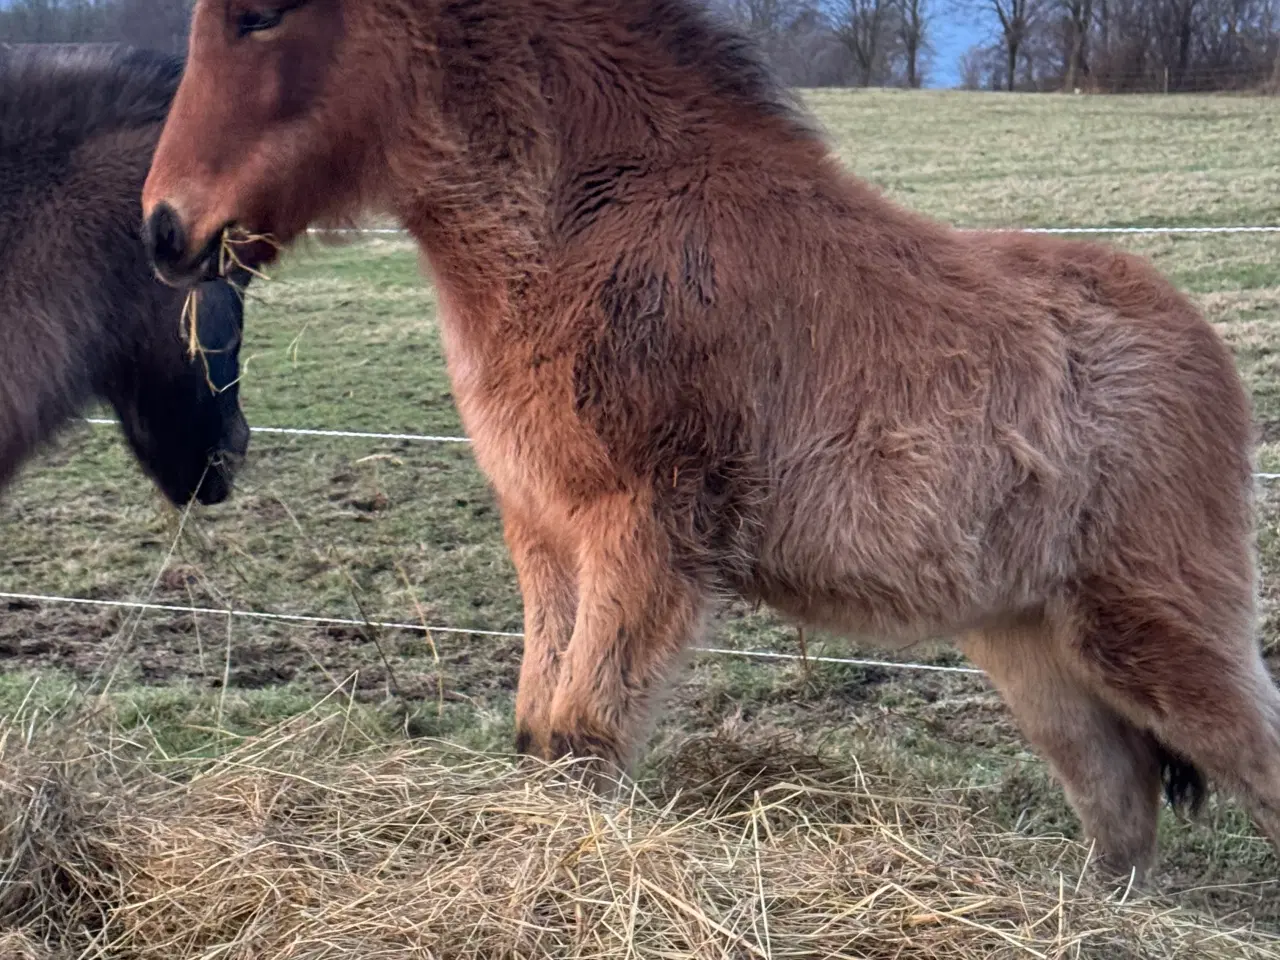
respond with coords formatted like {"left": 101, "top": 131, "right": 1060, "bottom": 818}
{"left": 179, "top": 283, "right": 201, "bottom": 362}
{"left": 218, "top": 226, "right": 280, "bottom": 283}
{"left": 178, "top": 285, "right": 232, "bottom": 395}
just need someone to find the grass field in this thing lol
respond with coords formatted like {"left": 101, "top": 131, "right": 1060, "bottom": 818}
{"left": 3, "top": 89, "right": 1280, "bottom": 955}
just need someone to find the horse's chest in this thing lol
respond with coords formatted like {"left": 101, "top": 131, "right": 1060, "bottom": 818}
{"left": 459, "top": 371, "right": 555, "bottom": 484}
{"left": 440, "top": 327, "right": 599, "bottom": 518}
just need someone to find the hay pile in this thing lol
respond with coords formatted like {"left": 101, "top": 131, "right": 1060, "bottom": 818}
{"left": 1, "top": 716, "right": 1277, "bottom": 959}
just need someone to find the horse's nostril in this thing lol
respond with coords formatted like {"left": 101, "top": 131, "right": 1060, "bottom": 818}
{"left": 145, "top": 202, "right": 187, "bottom": 270}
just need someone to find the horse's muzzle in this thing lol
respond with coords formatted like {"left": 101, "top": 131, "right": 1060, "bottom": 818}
{"left": 144, "top": 202, "right": 220, "bottom": 287}
{"left": 195, "top": 449, "right": 247, "bottom": 505}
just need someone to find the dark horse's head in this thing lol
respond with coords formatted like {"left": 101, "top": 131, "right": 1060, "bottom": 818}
{"left": 111, "top": 265, "right": 252, "bottom": 507}
{"left": 0, "top": 43, "right": 253, "bottom": 508}
{"left": 129, "top": 268, "right": 251, "bottom": 506}
{"left": 115, "top": 263, "right": 254, "bottom": 504}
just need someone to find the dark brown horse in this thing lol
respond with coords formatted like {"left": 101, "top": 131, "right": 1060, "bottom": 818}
{"left": 1, "top": 44, "right": 250, "bottom": 507}
{"left": 140, "top": 0, "right": 1280, "bottom": 882}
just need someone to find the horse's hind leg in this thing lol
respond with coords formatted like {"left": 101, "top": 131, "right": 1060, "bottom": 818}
{"left": 959, "top": 622, "right": 1165, "bottom": 880}
{"left": 1071, "top": 572, "right": 1280, "bottom": 855}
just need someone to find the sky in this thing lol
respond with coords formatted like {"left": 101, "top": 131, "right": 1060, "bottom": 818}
{"left": 925, "top": 6, "right": 989, "bottom": 88}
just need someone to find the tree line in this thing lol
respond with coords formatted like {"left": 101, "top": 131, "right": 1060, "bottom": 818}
{"left": 1, "top": 0, "right": 1277, "bottom": 91}
{"left": 957, "top": 0, "right": 1280, "bottom": 90}
{"left": 712, "top": 0, "right": 1279, "bottom": 90}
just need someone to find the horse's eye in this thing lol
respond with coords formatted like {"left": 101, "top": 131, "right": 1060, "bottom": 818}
{"left": 235, "top": 7, "right": 284, "bottom": 36}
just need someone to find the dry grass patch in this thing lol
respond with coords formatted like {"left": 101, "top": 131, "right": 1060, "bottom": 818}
{"left": 2, "top": 713, "right": 1278, "bottom": 960}
{"left": 0, "top": 931, "right": 60, "bottom": 960}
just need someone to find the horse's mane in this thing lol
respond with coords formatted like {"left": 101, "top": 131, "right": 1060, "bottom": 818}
{"left": 586, "top": 0, "right": 808, "bottom": 142}
{"left": 635, "top": 0, "right": 817, "bottom": 139}
{"left": 0, "top": 44, "right": 184, "bottom": 158}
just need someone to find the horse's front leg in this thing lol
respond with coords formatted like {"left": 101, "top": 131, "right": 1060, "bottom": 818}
{"left": 505, "top": 507, "right": 580, "bottom": 760}
{"left": 542, "top": 493, "right": 705, "bottom": 789}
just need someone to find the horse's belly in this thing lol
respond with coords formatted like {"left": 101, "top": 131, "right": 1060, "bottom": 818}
{"left": 752, "top": 539, "right": 989, "bottom": 645}
{"left": 749, "top": 443, "right": 1059, "bottom": 642}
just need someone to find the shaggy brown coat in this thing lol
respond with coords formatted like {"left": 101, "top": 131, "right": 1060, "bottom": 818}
{"left": 139, "top": 0, "right": 1280, "bottom": 881}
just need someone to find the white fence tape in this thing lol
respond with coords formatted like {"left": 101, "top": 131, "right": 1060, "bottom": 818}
{"left": 0, "top": 590, "right": 983, "bottom": 676}
{"left": 77, "top": 419, "right": 1280, "bottom": 481}
{"left": 308, "top": 224, "right": 1280, "bottom": 237}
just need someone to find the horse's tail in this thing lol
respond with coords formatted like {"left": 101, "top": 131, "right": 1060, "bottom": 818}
{"left": 1156, "top": 742, "right": 1208, "bottom": 816}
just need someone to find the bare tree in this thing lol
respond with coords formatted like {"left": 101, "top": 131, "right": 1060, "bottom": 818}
{"left": 112, "top": 0, "right": 191, "bottom": 52}
{"left": 4, "top": 0, "right": 1278, "bottom": 93}
{"left": 989, "top": 0, "right": 1040, "bottom": 88}
{"left": 708, "top": 0, "right": 859, "bottom": 85}
{"left": 1159, "top": 0, "right": 1200, "bottom": 87}
{"left": 896, "top": 0, "right": 930, "bottom": 85}
{"left": 1060, "top": 0, "right": 1093, "bottom": 87}
{"left": 719, "top": 0, "right": 812, "bottom": 58}
{"left": 958, "top": 43, "right": 992, "bottom": 85}
{"left": 831, "top": 0, "right": 895, "bottom": 83}
{"left": 0, "top": 0, "right": 190, "bottom": 50}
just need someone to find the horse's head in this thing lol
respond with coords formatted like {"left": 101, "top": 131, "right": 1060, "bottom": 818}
{"left": 113, "top": 272, "right": 252, "bottom": 507}
{"left": 141, "top": 0, "right": 389, "bottom": 286}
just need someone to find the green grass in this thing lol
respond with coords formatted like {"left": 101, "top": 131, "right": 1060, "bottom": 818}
{"left": 803, "top": 88, "right": 1280, "bottom": 228}
{"left": 3, "top": 88, "right": 1280, "bottom": 927}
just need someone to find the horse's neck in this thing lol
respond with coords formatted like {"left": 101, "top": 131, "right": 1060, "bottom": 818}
{"left": 392, "top": 0, "right": 824, "bottom": 315}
